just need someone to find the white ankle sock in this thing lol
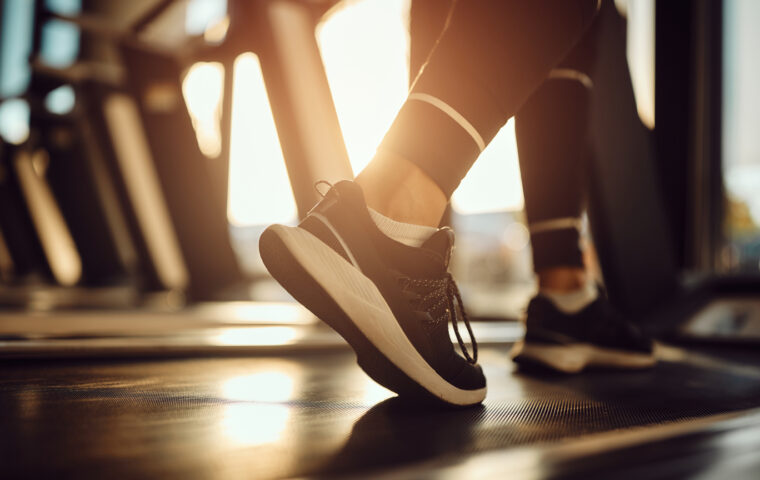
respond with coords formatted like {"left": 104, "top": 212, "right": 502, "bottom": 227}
{"left": 368, "top": 208, "right": 437, "bottom": 248}
{"left": 540, "top": 277, "right": 599, "bottom": 314}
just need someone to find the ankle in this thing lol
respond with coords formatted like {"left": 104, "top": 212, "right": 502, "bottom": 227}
{"left": 537, "top": 267, "right": 589, "bottom": 293}
{"left": 356, "top": 151, "right": 447, "bottom": 227}
{"left": 538, "top": 268, "right": 598, "bottom": 314}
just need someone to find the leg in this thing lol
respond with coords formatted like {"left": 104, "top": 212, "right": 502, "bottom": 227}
{"left": 510, "top": 1, "right": 655, "bottom": 372}
{"left": 516, "top": 29, "right": 595, "bottom": 293}
{"left": 261, "top": 0, "right": 599, "bottom": 406}
{"left": 357, "top": 0, "right": 600, "bottom": 227}
{"left": 354, "top": 0, "right": 454, "bottom": 228}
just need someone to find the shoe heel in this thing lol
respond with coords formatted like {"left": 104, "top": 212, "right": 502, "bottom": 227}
{"left": 259, "top": 227, "right": 433, "bottom": 401}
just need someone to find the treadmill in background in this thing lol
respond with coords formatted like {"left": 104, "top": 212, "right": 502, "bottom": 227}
{"left": 588, "top": 0, "right": 760, "bottom": 344}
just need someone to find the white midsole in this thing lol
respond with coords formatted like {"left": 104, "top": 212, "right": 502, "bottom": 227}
{"left": 511, "top": 340, "right": 656, "bottom": 373}
{"left": 269, "top": 224, "right": 486, "bottom": 405}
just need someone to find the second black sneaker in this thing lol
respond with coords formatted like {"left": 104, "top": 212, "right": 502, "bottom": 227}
{"left": 259, "top": 181, "right": 486, "bottom": 406}
{"left": 510, "top": 292, "right": 656, "bottom": 373}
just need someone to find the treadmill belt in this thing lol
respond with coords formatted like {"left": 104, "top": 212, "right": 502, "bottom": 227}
{"left": 1, "top": 345, "right": 760, "bottom": 478}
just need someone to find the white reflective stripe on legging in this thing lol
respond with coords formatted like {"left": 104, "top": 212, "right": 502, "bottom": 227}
{"left": 529, "top": 217, "right": 583, "bottom": 234}
{"left": 548, "top": 69, "right": 594, "bottom": 89}
{"left": 408, "top": 93, "right": 486, "bottom": 152}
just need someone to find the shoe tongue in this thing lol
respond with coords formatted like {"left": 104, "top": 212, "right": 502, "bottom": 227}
{"left": 421, "top": 227, "right": 455, "bottom": 270}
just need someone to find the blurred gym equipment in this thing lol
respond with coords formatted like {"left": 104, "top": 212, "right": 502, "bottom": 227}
{"left": 0, "top": 0, "right": 759, "bottom": 478}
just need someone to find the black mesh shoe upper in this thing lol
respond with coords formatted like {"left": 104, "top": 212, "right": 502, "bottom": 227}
{"left": 524, "top": 293, "right": 653, "bottom": 354}
{"left": 301, "top": 181, "right": 485, "bottom": 391}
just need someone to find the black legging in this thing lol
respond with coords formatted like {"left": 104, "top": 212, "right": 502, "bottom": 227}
{"left": 516, "top": 29, "right": 597, "bottom": 271}
{"left": 385, "top": 0, "right": 606, "bottom": 271}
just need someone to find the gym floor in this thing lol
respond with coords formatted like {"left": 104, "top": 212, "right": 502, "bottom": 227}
{"left": 2, "top": 341, "right": 760, "bottom": 478}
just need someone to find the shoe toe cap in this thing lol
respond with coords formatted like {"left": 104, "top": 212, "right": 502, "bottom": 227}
{"left": 450, "top": 359, "right": 486, "bottom": 391}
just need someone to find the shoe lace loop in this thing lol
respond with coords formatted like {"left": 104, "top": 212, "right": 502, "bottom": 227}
{"left": 314, "top": 180, "right": 333, "bottom": 198}
{"left": 407, "top": 273, "right": 478, "bottom": 364}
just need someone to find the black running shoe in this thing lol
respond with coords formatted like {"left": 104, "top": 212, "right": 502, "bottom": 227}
{"left": 510, "top": 293, "right": 655, "bottom": 373}
{"left": 259, "top": 181, "right": 486, "bottom": 406}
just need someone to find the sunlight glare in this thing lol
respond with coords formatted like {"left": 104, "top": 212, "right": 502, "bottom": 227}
{"left": 0, "top": 99, "right": 30, "bottom": 145}
{"left": 182, "top": 62, "right": 224, "bottom": 157}
{"left": 213, "top": 326, "right": 301, "bottom": 347}
{"left": 625, "top": 0, "right": 655, "bottom": 129}
{"left": 318, "top": 0, "right": 523, "bottom": 214}
{"left": 317, "top": 0, "right": 410, "bottom": 174}
{"left": 360, "top": 378, "right": 393, "bottom": 405}
{"left": 220, "top": 371, "right": 295, "bottom": 446}
{"left": 452, "top": 120, "right": 524, "bottom": 214}
{"left": 222, "top": 403, "right": 291, "bottom": 447}
{"left": 227, "top": 52, "right": 297, "bottom": 226}
{"left": 185, "top": 0, "right": 227, "bottom": 35}
{"left": 223, "top": 372, "right": 294, "bottom": 403}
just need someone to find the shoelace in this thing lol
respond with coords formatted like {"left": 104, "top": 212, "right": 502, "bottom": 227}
{"left": 315, "top": 179, "right": 477, "bottom": 363}
{"left": 405, "top": 273, "right": 478, "bottom": 364}
{"left": 314, "top": 180, "right": 333, "bottom": 197}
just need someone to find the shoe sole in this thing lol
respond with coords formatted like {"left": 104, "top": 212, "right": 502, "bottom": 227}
{"left": 510, "top": 340, "right": 656, "bottom": 373}
{"left": 260, "top": 224, "right": 486, "bottom": 406}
